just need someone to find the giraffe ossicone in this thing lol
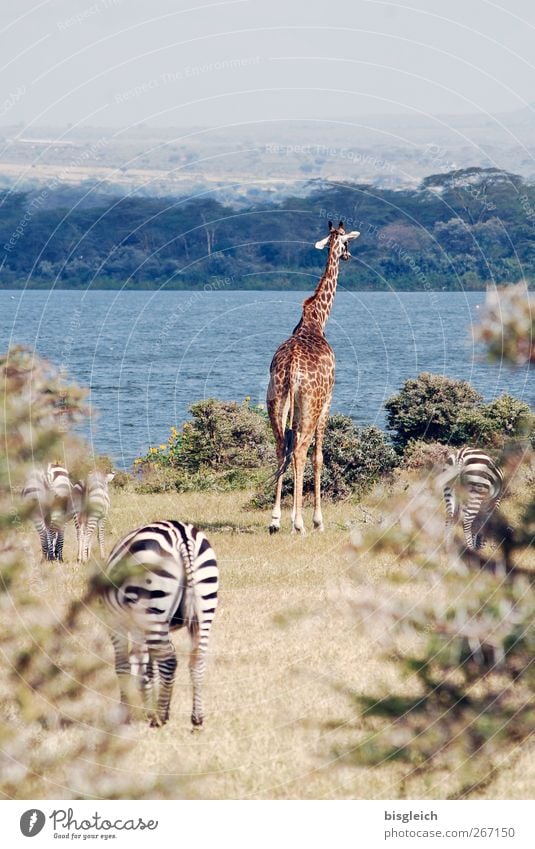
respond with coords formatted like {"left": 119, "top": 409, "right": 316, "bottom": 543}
{"left": 266, "top": 221, "right": 360, "bottom": 534}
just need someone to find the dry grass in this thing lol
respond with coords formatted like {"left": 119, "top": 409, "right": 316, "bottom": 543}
{"left": 13, "top": 484, "right": 535, "bottom": 800}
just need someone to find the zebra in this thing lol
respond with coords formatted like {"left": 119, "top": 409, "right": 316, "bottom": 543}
{"left": 102, "top": 521, "right": 218, "bottom": 728}
{"left": 22, "top": 463, "right": 72, "bottom": 560}
{"left": 73, "top": 470, "right": 114, "bottom": 562}
{"left": 441, "top": 447, "right": 504, "bottom": 550}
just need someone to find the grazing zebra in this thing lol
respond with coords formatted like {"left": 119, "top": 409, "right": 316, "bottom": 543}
{"left": 22, "top": 463, "right": 72, "bottom": 560}
{"left": 73, "top": 471, "right": 114, "bottom": 562}
{"left": 441, "top": 447, "right": 504, "bottom": 550}
{"left": 102, "top": 521, "right": 219, "bottom": 728}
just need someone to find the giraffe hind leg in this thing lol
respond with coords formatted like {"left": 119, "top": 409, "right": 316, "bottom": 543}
{"left": 268, "top": 393, "right": 290, "bottom": 534}
{"left": 313, "top": 400, "right": 330, "bottom": 532}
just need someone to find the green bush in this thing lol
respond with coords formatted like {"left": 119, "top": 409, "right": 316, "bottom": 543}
{"left": 401, "top": 439, "right": 452, "bottom": 470}
{"left": 0, "top": 347, "right": 166, "bottom": 798}
{"left": 385, "top": 372, "right": 531, "bottom": 451}
{"left": 135, "top": 398, "right": 275, "bottom": 492}
{"left": 251, "top": 415, "right": 396, "bottom": 506}
{"left": 304, "top": 415, "right": 396, "bottom": 500}
{"left": 453, "top": 394, "right": 533, "bottom": 448}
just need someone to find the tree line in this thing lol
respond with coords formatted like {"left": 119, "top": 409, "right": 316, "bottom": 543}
{"left": 1, "top": 166, "right": 534, "bottom": 289}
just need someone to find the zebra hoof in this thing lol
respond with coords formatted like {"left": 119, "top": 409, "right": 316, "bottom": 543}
{"left": 191, "top": 716, "right": 203, "bottom": 731}
{"left": 268, "top": 525, "right": 279, "bottom": 535}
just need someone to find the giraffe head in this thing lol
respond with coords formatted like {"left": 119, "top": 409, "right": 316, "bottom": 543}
{"left": 315, "top": 221, "right": 360, "bottom": 261}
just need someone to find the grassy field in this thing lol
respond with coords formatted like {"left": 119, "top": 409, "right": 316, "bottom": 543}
{"left": 14, "top": 483, "right": 535, "bottom": 800}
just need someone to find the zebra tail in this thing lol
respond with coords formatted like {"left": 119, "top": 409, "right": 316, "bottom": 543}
{"left": 185, "top": 586, "right": 200, "bottom": 638}
{"left": 178, "top": 528, "right": 201, "bottom": 637}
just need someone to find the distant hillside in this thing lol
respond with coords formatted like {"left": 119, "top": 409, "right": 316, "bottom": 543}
{"left": 1, "top": 167, "right": 534, "bottom": 290}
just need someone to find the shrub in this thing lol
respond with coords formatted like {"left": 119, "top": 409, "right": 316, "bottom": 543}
{"left": 401, "top": 439, "right": 451, "bottom": 471}
{"left": 175, "top": 398, "right": 274, "bottom": 471}
{"left": 452, "top": 394, "right": 533, "bottom": 448}
{"left": 344, "top": 441, "right": 535, "bottom": 795}
{"left": 385, "top": 372, "right": 482, "bottom": 450}
{"left": 385, "top": 372, "right": 531, "bottom": 452}
{"left": 0, "top": 347, "right": 166, "bottom": 798}
{"left": 135, "top": 398, "right": 275, "bottom": 492}
{"left": 250, "top": 415, "right": 396, "bottom": 507}
{"left": 304, "top": 416, "right": 396, "bottom": 500}
{"left": 342, "top": 290, "right": 535, "bottom": 795}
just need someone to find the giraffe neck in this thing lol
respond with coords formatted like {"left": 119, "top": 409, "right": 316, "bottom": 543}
{"left": 299, "top": 243, "right": 341, "bottom": 333}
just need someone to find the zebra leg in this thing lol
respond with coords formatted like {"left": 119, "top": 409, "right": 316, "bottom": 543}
{"left": 130, "top": 641, "right": 155, "bottom": 722}
{"left": 474, "top": 510, "right": 493, "bottom": 550}
{"left": 152, "top": 638, "right": 177, "bottom": 727}
{"left": 47, "top": 529, "right": 57, "bottom": 561}
{"left": 34, "top": 518, "right": 50, "bottom": 560}
{"left": 98, "top": 519, "right": 106, "bottom": 559}
{"left": 110, "top": 630, "right": 134, "bottom": 723}
{"left": 76, "top": 521, "right": 85, "bottom": 563}
{"left": 189, "top": 618, "right": 213, "bottom": 730}
{"left": 443, "top": 485, "right": 457, "bottom": 546}
{"left": 84, "top": 517, "right": 98, "bottom": 561}
{"left": 140, "top": 652, "right": 156, "bottom": 722}
{"left": 50, "top": 524, "right": 65, "bottom": 561}
{"left": 462, "top": 492, "right": 484, "bottom": 551}
{"left": 55, "top": 528, "right": 65, "bottom": 561}
{"left": 462, "top": 511, "right": 475, "bottom": 550}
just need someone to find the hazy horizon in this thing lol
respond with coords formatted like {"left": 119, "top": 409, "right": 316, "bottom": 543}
{"left": 2, "top": 0, "right": 535, "bottom": 133}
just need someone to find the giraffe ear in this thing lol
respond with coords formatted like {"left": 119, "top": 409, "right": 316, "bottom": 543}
{"left": 315, "top": 235, "right": 330, "bottom": 249}
{"left": 342, "top": 230, "right": 360, "bottom": 242}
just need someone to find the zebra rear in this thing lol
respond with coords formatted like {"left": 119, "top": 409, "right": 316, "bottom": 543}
{"left": 442, "top": 447, "right": 504, "bottom": 550}
{"left": 22, "top": 463, "right": 72, "bottom": 560}
{"left": 102, "top": 521, "right": 218, "bottom": 728}
{"left": 73, "top": 470, "right": 114, "bottom": 562}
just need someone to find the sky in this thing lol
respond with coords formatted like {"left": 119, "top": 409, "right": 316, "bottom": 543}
{"left": 1, "top": 0, "right": 535, "bottom": 130}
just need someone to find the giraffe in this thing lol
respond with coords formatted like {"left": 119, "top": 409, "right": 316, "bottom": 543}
{"left": 267, "top": 221, "right": 360, "bottom": 534}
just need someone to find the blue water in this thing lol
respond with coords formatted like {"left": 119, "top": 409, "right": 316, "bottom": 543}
{"left": 0, "top": 289, "right": 531, "bottom": 468}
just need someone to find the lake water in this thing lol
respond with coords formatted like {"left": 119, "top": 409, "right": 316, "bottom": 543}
{"left": 0, "top": 289, "right": 531, "bottom": 468}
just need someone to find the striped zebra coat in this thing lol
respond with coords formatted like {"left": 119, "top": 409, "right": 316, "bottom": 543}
{"left": 73, "top": 471, "right": 114, "bottom": 562}
{"left": 441, "top": 447, "right": 504, "bottom": 550}
{"left": 102, "top": 521, "right": 218, "bottom": 728}
{"left": 22, "top": 463, "right": 72, "bottom": 561}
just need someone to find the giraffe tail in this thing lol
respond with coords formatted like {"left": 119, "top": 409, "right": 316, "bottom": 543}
{"left": 274, "top": 381, "right": 296, "bottom": 482}
{"left": 274, "top": 428, "right": 294, "bottom": 481}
